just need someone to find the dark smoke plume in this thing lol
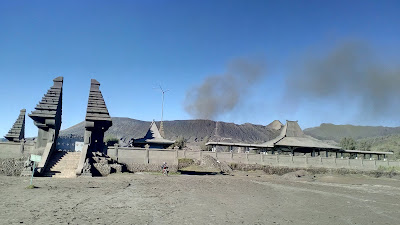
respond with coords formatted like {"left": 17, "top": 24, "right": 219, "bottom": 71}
{"left": 184, "top": 58, "right": 267, "bottom": 119}
{"left": 286, "top": 41, "right": 400, "bottom": 121}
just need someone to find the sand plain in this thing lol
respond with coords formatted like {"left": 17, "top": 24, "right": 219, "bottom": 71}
{"left": 1, "top": 171, "right": 400, "bottom": 225}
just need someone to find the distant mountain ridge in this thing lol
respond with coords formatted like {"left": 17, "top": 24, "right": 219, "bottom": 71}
{"left": 304, "top": 123, "right": 400, "bottom": 142}
{"left": 60, "top": 117, "right": 281, "bottom": 146}
{"left": 60, "top": 119, "right": 400, "bottom": 150}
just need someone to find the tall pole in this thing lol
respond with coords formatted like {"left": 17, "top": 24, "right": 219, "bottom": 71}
{"left": 157, "top": 85, "right": 169, "bottom": 138}
{"left": 158, "top": 85, "right": 169, "bottom": 123}
{"left": 161, "top": 90, "right": 164, "bottom": 122}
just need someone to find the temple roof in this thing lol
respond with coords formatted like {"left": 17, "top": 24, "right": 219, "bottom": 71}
{"left": 85, "top": 79, "right": 112, "bottom": 123}
{"left": 262, "top": 120, "right": 340, "bottom": 149}
{"left": 135, "top": 120, "right": 175, "bottom": 145}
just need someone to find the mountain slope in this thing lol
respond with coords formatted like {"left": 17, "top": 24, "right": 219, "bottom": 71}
{"left": 60, "top": 119, "right": 400, "bottom": 158}
{"left": 358, "top": 134, "right": 400, "bottom": 159}
{"left": 304, "top": 123, "right": 400, "bottom": 142}
{"left": 60, "top": 117, "right": 281, "bottom": 145}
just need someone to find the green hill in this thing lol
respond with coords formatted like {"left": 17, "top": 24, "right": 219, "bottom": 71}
{"left": 357, "top": 134, "right": 400, "bottom": 159}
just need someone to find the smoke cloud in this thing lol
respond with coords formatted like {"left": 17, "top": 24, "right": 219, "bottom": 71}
{"left": 184, "top": 58, "right": 267, "bottom": 119}
{"left": 286, "top": 41, "right": 400, "bottom": 121}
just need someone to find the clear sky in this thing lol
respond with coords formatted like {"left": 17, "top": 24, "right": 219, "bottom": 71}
{"left": 1, "top": 0, "right": 399, "bottom": 138}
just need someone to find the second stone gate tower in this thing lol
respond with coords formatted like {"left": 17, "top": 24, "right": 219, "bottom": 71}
{"left": 84, "top": 79, "right": 112, "bottom": 153}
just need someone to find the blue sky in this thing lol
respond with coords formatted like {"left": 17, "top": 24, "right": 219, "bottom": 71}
{"left": 1, "top": 0, "right": 399, "bottom": 137}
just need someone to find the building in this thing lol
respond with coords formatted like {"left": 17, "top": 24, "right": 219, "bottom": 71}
{"left": 133, "top": 120, "right": 175, "bottom": 149}
{"left": 207, "top": 120, "right": 393, "bottom": 159}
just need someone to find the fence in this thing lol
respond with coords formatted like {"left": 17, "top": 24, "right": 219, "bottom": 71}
{"left": 106, "top": 147, "right": 400, "bottom": 171}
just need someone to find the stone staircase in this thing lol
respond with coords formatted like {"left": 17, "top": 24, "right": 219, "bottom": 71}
{"left": 43, "top": 151, "right": 81, "bottom": 178}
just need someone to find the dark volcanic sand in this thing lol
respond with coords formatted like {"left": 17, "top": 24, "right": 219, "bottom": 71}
{"left": 1, "top": 171, "right": 399, "bottom": 225}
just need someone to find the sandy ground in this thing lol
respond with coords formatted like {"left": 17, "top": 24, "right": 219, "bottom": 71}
{"left": 1, "top": 171, "right": 400, "bottom": 225}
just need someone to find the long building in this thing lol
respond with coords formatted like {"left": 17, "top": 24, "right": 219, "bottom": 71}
{"left": 207, "top": 120, "right": 393, "bottom": 160}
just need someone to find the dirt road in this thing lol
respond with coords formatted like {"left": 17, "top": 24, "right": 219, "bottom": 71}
{"left": 1, "top": 171, "right": 399, "bottom": 224}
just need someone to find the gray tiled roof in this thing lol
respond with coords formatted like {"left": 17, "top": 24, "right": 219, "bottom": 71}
{"left": 262, "top": 121, "right": 340, "bottom": 149}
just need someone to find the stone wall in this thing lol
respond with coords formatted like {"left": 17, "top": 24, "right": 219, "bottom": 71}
{"left": 0, "top": 142, "right": 35, "bottom": 159}
{"left": 107, "top": 146, "right": 178, "bottom": 173}
{"left": 109, "top": 146, "right": 400, "bottom": 172}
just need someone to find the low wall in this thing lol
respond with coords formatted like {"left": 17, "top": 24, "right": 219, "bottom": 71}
{"left": 0, "top": 142, "right": 35, "bottom": 159}
{"left": 0, "top": 141, "right": 39, "bottom": 176}
{"left": 226, "top": 153, "right": 400, "bottom": 171}
{"left": 107, "top": 147, "right": 400, "bottom": 172}
{"left": 107, "top": 146, "right": 178, "bottom": 172}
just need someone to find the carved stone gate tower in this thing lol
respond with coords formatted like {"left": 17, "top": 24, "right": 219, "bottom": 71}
{"left": 76, "top": 79, "right": 112, "bottom": 176}
{"left": 29, "top": 77, "right": 63, "bottom": 173}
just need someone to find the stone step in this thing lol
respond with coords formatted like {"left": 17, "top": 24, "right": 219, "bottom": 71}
{"left": 50, "top": 162, "right": 79, "bottom": 167}
{"left": 51, "top": 168, "right": 79, "bottom": 171}
{"left": 48, "top": 158, "right": 81, "bottom": 163}
{"left": 52, "top": 164, "right": 79, "bottom": 168}
{"left": 50, "top": 158, "right": 81, "bottom": 162}
{"left": 51, "top": 155, "right": 81, "bottom": 158}
{"left": 45, "top": 151, "right": 81, "bottom": 178}
{"left": 54, "top": 156, "right": 80, "bottom": 159}
{"left": 51, "top": 166, "right": 78, "bottom": 169}
{"left": 52, "top": 163, "right": 78, "bottom": 166}
{"left": 51, "top": 161, "right": 80, "bottom": 164}
{"left": 51, "top": 162, "right": 80, "bottom": 166}
{"left": 50, "top": 162, "right": 80, "bottom": 165}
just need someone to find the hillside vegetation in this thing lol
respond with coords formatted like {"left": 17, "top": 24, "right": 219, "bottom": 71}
{"left": 357, "top": 134, "right": 400, "bottom": 159}
{"left": 304, "top": 123, "right": 400, "bottom": 142}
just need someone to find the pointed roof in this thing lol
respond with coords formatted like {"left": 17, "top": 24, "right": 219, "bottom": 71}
{"left": 145, "top": 120, "right": 163, "bottom": 139}
{"left": 135, "top": 120, "right": 175, "bottom": 144}
{"left": 85, "top": 79, "right": 112, "bottom": 123}
{"left": 262, "top": 120, "right": 340, "bottom": 149}
{"left": 29, "top": 77, "right": 63, "bottom": 129}
{"left": 4, "top": 109, "right": 26, "bottom": 142}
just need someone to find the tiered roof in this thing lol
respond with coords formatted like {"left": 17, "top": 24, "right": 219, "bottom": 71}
{"left": 85, "top": 79, "right": 112, "bottom": 126}
{"left": 262, "top": 120, "right": 340, "bottom": 149}
{"left": 135, "top": 120, "right": 175, "bottom": 145}
{"left": 4, "top": 109, "right": 26, "bottom": 142}
{"left": 29, "top": 77, "right": 63, "bottom": 129}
